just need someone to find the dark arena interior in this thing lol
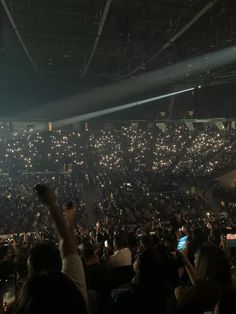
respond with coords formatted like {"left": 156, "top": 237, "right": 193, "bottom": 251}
{"left": 1, "top": 1, "right": 236, "bottom": 313}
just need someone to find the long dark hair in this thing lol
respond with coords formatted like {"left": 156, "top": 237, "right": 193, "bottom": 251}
{"left": 16, "top": 270, "right": 87, "bottom": 314}
{"left": 196, "top": 243, "right": 231, "bottom": 285}
{"left": 135, "top": 247, "right": 175, "bottom": 312}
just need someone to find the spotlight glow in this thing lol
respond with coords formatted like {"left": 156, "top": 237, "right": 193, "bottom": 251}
{"left": 53, "top": 87, "right": 194, "bottom": 128}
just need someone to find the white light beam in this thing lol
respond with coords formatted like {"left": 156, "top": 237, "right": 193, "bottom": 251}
{"left": 52, "top": 87, "right": 194, "bottom": 128}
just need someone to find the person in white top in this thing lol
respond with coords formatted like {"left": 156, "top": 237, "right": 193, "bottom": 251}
{"left": 108, "top": 233, "right": 132, "bottom": 268}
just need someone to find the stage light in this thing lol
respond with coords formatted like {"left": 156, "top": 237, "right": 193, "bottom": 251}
{"left": 22, "top": 45, "right": 236, "bottom": 120}
{"left": 53, "top": 87, "right": 194, "bottom": 128}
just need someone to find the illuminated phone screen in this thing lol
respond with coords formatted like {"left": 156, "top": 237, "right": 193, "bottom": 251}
{"left": 177, "top": 236, "right": 188, "bottom": 251}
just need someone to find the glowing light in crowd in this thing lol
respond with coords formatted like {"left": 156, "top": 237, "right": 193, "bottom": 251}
{"left": 0, "top": 123, "right": 234, "bottom": 176}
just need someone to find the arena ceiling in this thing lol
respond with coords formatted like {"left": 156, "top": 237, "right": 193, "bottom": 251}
{"left": 0, "top": 0, "right": 236, "bottom": 118}
{"left": 0, "top": 0, "right": 235, "bottom": 82}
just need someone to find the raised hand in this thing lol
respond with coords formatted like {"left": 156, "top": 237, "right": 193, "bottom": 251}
{"left": 35, "top": 184, "right": 57, "bottom": 207}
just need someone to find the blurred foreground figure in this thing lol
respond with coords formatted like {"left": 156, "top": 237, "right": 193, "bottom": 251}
{"left": 16, "top": 184, "right": 88, "bottom": 314}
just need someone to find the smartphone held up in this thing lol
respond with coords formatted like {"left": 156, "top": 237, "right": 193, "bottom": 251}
{"left": 177, "top": 235, "right": 188, "bottom": 251}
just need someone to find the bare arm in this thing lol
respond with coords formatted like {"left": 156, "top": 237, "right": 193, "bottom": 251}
{"left": 35, "top": 184, "right": 88, "bottom": 307}
{"left": 177, "top": 250, "right": 199, "bottom": 285}
{"left": 183, "top": 255, "right": 199, "bottom": 285}
{"left": 35, "top": 184, "right": 77, "bottom": 259}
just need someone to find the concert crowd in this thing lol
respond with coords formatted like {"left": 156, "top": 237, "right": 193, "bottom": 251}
{"left": 0, "top": 124, "right": 235, "bottom": 176}
{"left": 0, "top": 124, "right": 236, "bottom": 314}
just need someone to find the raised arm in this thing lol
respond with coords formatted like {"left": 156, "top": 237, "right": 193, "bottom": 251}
{"left": 35, "top": 184, "right": 88, "bottom": 307}
{"left": 177, "top": 250, "right": 199, "bottom": 286}
{"left": 35, "top": 184, "right": 77, "bottom": 259}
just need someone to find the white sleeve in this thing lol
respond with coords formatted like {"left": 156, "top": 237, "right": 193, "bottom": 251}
{"left": 62, "top": 254, "right": 88, "bottom": 307}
